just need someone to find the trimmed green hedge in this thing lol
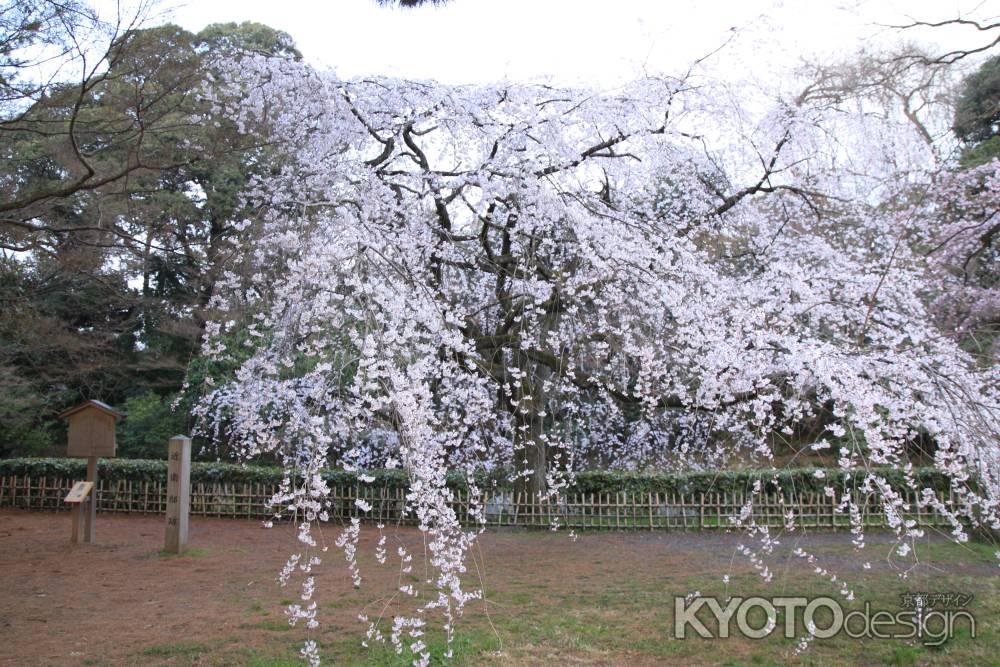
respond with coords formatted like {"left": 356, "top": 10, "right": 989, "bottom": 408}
{"left": 566, "top": 467, "right": 956, "bottom": 496}
{"left": 0, "top": 458, "right": 955, "bottom": 496}
{"left": 0, "top": 458, "right": 406, "bottom": 487}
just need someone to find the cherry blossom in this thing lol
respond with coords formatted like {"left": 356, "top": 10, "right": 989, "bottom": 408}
{"left": 193, "top": 52, "right": 1000, "bottom": 663}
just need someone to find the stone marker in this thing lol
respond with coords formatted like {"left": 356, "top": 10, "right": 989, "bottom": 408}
{"left": 165, "top": 435, "right": 192, "bottom": 554}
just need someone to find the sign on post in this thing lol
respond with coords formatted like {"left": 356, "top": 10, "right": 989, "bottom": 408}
{"left": 60, "top": 400, "right": 124, "bottom": 545}
{"left": 65, "top": 481, "right": 94, "bottom": 545}
{"left": 60, "top": 400, "right": 123, "bottom": 458}
{"left": 64, "top": 481, "right": 94, "bottom": 504}
{"left": 164, "top": 435, "right": 192, "bottom": 554}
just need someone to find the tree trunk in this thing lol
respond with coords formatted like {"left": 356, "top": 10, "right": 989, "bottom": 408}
{"left": 512, "top": 346, "right": 548, "bottom": 498}
{"left": 514, "top": 411, "right": 547, "bottom": 498}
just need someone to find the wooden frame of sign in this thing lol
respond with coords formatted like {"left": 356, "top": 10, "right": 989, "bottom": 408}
{"left": 59, "top": 400, "right": 125, "bottom": 544}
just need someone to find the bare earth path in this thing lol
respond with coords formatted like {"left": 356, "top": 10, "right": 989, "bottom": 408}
{"left": 1, "top": 509, "right": 997, "bottom": 666}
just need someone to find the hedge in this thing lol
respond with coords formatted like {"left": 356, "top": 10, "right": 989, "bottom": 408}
{"left": 0, "top": 458, "right": 956, "bottom": 496}
{"left": 566, "top": 467, "right": 956, "bottom": 496}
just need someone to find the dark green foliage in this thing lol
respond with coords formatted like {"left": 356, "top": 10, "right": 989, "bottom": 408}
{"left": 955, "top": 55, "right": 1000, "bottom": 168}
{"left": 116, "top": 392, "right": 189, "bottom": 459}
{"left": 959, "top": 135, "right": 1000, "bottom": 169}
{"left": 0, "top": 20, "right": 304, "bottom": 455}
{"left": 954, "top": 55, "right": 1000, "bottom": 145}
{"left": 0, "top": 457, "right": 411, "bottom": 485}
{"left": 0, "top": 458, "right": 955, "bottom": 496}
{"left": 197, "top": 21, "right": 301, "bottom": 60}
{"left": 0, "top": 364, "right": 59, "bottom": 456}
{"left": 566, "top": 467, "right": 955, "bottom": 496}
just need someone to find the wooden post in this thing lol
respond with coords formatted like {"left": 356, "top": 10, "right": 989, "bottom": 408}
{"left": 165, "top": 435, "right": 192, "bottom": 554}
{"left": 65, "top": 481, "right": 93, "bottom": 544}
{"left": 71, "top": 501, "right": 84, "bottom": 543}
{"left": 648, "top": 493, "right": 654, "bottom": 531}
{"left": 83, "top": 456, "right": 98, "bottom": 543}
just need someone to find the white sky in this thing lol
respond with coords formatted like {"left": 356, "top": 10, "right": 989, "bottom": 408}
{"left": 128, "top": 0, "right": 999, "bottom": 87}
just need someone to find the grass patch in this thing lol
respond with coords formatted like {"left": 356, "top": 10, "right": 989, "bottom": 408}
{"left": 255, "top": 620, "right": 295, "bottom": 632}
{"left": 345, "top": 627, "right": 502, "bottom": 666}
{"left": 122, "top": 533, "right": 1000, "bottom": 666}
{"left": 140, "top": 641, "right": 208, "bottom": 657}
{"left": 244, "top": 657, "right": 303, "bottom": 667}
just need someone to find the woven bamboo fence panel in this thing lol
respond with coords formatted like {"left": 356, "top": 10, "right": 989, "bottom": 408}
{"left": 0, "top": 475, "right": 955, "bottom": 530}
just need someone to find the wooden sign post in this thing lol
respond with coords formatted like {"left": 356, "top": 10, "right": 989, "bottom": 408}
{"left": 165, "top": 435, "right": 192, "bottom": 554}
{"left": 65, "top": 482, "right": 94, "bottom": 544}
{"left": 59, "top": 400, "right": 124, "bottom": 545}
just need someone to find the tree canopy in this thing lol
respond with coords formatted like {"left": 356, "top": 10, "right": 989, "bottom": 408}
{"left": 191, "top": 49, "right": 1000, "bottom": 663}
{"left": 0, "top": 12, "right": 300, "bottom": 456}
{"left": 955, "top": 55, "right": 1000, "bottom": 168}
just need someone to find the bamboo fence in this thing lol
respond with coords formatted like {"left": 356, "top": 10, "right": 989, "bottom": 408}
{"left": 0, "top": 474, "right": 956, "bottom": 530}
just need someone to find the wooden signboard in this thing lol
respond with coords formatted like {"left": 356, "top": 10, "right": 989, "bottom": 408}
{"left": 64, "top": 481, "right": 93, "bottom": 503}
{"left": 60, "top": 400, "right": 124, "bottom": 458}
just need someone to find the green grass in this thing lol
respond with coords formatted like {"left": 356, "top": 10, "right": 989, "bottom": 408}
{"left": 140, "top": 641, "right": 209, "bottom": 657}
{"left": 335, "top": 627, "right": 503, "bottom": 666}
{"left": 243, "top": 656, "right": 303, "bottom": 667}
{"left": 322, "top": 538, "right": 998, "bottom": 666}
{"left": 254, "top": 620, "right": 295, "bottom": 632}
{"left": 130, "top": 534, "right": 1000, "bottom": 666}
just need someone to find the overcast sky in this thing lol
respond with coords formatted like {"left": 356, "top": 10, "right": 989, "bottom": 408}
{"left": 106, "top": 0, "right": 997, "bottom": 87}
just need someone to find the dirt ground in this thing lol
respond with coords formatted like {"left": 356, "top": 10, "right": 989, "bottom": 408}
{"left": 1, "top": 508, "right": 997, "bottom": 666}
